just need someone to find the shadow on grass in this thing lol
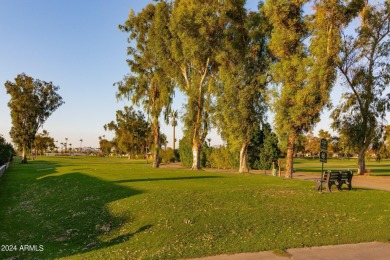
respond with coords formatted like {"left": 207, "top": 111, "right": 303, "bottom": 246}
{"left": 114, "top": 176, "right": 222, "bottom": 184}
{"left": 0, "top": 159, "right": 149, "bottom": 259}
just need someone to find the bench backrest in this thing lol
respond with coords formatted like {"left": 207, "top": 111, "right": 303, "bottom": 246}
{"left": 325, "top": 171, "right": 340, "bottom": 181}
{"left": 324, "top": 170, "right": 353, "bottom": 182}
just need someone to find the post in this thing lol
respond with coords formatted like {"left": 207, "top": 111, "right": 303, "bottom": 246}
{"left": 321, "top": 162, "right": 323, "bottom": 192}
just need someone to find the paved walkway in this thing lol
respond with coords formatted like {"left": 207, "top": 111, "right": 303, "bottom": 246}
{"left": 293, "top": 172, "right": 390, "bottom": 191}
{"left": 189, "top": 242, "right": 390, "bottom": 260}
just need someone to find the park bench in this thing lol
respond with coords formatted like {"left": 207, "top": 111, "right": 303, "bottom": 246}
{"left": 316, "top": 170, "right": 353, "bottom": 192}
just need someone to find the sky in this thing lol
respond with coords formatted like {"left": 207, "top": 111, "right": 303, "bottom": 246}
{"left": 0, "top": 1, "right": 387, "bottom": 149}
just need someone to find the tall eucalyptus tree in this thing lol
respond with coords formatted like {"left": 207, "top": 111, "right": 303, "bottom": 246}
{"left": 332, "top": 1, "right": 390, "bottom": 174}
{"left": 118, "top": 2, "right": 175, "bottom": 168}
{"left": 5, "top": 73, "right": 64, "bottom": 163}
{"left": 265, "top": 0, "right": 363, "bottom": 178}
{"left": 216, "top": 3, "right": 270, "bottom": 173}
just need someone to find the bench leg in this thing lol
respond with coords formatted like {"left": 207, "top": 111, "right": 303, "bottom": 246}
{"left": 316, "top": 181, "right": 322, "bottom": 191}
{"left": 326, "top": 182, "right": 332, "bottom": 192}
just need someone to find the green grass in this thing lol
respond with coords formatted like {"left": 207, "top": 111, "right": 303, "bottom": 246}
{"left": 292, "top": 157, "right": 390, "bottom": 176}
{"left": 0, "top": 156, "right": 390, "bottom": 259}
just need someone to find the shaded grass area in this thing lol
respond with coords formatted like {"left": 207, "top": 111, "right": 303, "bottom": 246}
{"left": 0, "top": 157, "right": 389, "bottom": 259}
{"left": 292, "top": 158, "right": 390, "bottom": 176}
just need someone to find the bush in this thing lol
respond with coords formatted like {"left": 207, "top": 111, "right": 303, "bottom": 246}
{"left": 179, "top": 137, "right": 193, "bottom": 167}
{"left": 178, "top": 137, "right": 212, "bottom": 168}
{"left": 248, "top": 124, "right": 280, "bottom": 170}
{"left": 0, "top": 135, "right": 14, "bottom": 165}
{"left": 209, "top": 147, "right": 239, "bottom": 169}
{"left": 159, "top": 148, "right": 176, "bottom": 163}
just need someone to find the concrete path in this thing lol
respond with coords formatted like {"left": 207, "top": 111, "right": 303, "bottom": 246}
{"left": 293, "top": 172, "right": 390, "bottom": 191}
{"left": 190, "top": 242, "right": 390, "bottom": 260}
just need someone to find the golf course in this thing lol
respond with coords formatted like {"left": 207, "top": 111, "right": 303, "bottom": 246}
{"left": 1, "top": 157, "right": 389, "bottom": 259}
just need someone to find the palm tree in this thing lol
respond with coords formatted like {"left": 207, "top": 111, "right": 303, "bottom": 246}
{"left": 69, "top": 143, "right": 72, "bottom": 155}
{"left": 80, "top": 139, "right": 83, "bottom": 153}
{"left": 170, "top": 110, "right": 178, "bottom": 150}
{"left": 65, "top": 138, "right": 68, "bottom": 153}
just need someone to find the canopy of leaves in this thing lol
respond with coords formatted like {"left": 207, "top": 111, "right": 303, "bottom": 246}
{"left": 331, "top": 2, "right": 390, "bottom": 155}
{"left": 34, "top": 130, "right": 55, "bottom": 155}
{"left": 105, "top": 106, "right": 151, "bottom": 157}
{"left": 5, "top": 73, "right": 64, "bottom": 157}
{"left": 215, "top": 4, "right": 269, "bottom": 151}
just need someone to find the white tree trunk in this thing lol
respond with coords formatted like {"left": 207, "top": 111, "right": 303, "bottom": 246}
{"left": 191, "top": 143, "right": 201, "bottom": 170}
{"left": 239, "top": 142, "right": 249, "bottom": 173}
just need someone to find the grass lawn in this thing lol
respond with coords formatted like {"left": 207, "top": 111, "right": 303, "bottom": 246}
{"left": 293, "top": 157, "right": 390, "bottom": 176}
{"left": 0, "top": 157, "right": 390, "bottom": 259}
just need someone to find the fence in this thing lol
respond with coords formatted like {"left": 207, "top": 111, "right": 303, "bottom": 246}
{"left": 0, "top": 162, "right": 11, "bottom": 178}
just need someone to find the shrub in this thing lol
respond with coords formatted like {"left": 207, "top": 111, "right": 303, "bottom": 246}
{"left": 178, "top": 137, "right": 212, "bottom": 168}
{"left": 0, "top": 135, "right": 14, "bottom": 165}
{"left": 209, "top": 146, "right": 239, "bottom": 169}
{"left": 179, "top": 137, "right": 193, "bottom": 167}
{"left": 159, "top": 148, "right": 176, "bottom": 163}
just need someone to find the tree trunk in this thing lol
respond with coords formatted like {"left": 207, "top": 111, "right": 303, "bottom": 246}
{"left": 285, "top": 134, "right": 296, "bottom": 178}
{"left": 239, "top": 142, "right": 249, "bottom": 173}
{"left": 21, "top": 146, "right": 27, "bottom": 164}
{"left": 191, "top": 142, "right": 201, "bottom": 170}
{"left": 357, "top": 149, "right": 366, "bottom": 175}
{"left": 152, "top": 117, "right": 160, "bottom": 168}
{"left": 173, "top": 125, "right": 176, "bottom": 151}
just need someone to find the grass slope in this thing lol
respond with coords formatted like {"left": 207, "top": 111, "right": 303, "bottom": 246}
{"left": 0, "top": 157, "right": 389, "bottom": 259}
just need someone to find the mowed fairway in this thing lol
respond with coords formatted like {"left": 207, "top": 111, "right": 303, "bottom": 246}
{"left": 292, "top": 158, "right": 390, "bottom": 176}
{"left": 1, "top": 157, "right": 390, "bottom": 259}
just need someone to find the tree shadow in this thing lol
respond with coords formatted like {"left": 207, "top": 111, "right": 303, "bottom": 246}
{"left": 0, "top": 160, "right": 151, "bottom": 259}
{"left": 113, "top": 175, "right": 222, "bottom": 184}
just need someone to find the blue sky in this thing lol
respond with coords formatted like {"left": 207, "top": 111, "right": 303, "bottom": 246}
{"left": 0, "top": 1, "right": 386, "bottom": 148}
{"left": 0, "top": 0, "right": 254, "bottom": 148}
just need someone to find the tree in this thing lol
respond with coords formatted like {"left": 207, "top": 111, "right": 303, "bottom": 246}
{"left": 98, "top": 136, "right": 113, "bottom": 156}
{"left": 304, "top": 132, "right": 320, "bottom": 159}
{"left": 258, "top": 125, "right": 280, "bottom": 170}
{"left": 265, "top": 0, "right": 361, "bottom": 178}
{"left": 170, "top": 110, "right": 178, "bottom": 151}
{"left": 166, "top": 0, "right": 227, "bottom": 170}
{"left": 79, "top": 139, "right": 83, "bottom": 152}
{"left": 105, "top": 106, "right": 151, "bottom": 159}
{"left": 216, "top": 3, "right": 270, "bottom": 173}
{"left": 331, "top": 2, "right": 390, "bottom": 174}
{"left": 34, "top": 130, "right": 55, "bottom": 156}
{"left": 5, "top": 73, "right": 64, "bottom": 163}
{"left": 117, "top": 2, "right": 175, "bottom": 168}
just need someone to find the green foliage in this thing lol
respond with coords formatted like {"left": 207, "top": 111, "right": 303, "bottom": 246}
{"left": 34, "top": 130, "right": 55, "bottom": 156}
{"left": 0, "top": 135, "right": 14, "bottom": 165}
{"left": 105, "top": 106, "right": 151, "bottom": 158}
{"left": 209, "top": 146, "right": 240, "bottom": 169}
{"left": 178, "top": 136, "right": 193, "bottom": 168}
{"left": 159, "top": 148, "right": 175, "bottom": 163}
{"left": 98, "top": 137, "right": 113, "bottom": 156}
{"left": 264, "top": 0, "right": 361, "bottom": 176}
{"left": 178, "top": 136, "right": 211, "bottom": 168}
{"left": 215, "top": 3, "right": 270, "bottom": 172}
{"left": 331, "top": 2, "right": 390, "bottom": 172}
{"left": 4, "top": 73, "right": 64, "bottom": 163}
{"left": 118, "top": 1, "right": 175, "bottom": 167}
{"left": 168, "top": 0, "right": 232, "bottom": 169}
{"left": 248, "top": 125, "right": 280, "bottom": 170}
{"left": 257, "top": 129, "right": 280, "bottom": 170}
